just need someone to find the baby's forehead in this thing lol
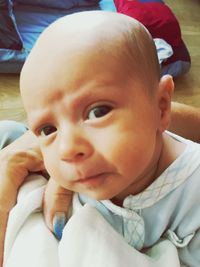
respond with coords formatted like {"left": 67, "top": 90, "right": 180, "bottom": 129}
{"left": 22, "top": 15, "right": 144, "bottom": 75}
{"left": 23, "top": 11, "right": 145, "bottom": 60}
{"left": 20, "top": 11, "right": 159, "bottom": 104}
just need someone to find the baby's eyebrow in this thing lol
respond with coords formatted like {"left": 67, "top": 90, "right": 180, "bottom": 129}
{"left": 27, "top": 108, "right": 51, "bottom": 132}
{"left": 61, "top": 83, "right": 120, "bottom": 110}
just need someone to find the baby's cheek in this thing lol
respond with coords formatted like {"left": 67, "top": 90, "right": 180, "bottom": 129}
{"left": 113, "top": 138, "right": 153, "bottom": 176}
{"left": 43, "top": 154, "right": 59, "bottom": 177}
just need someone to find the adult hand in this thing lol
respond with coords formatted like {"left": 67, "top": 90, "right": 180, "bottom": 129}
{"left": 43, "top": 178, "right": 73, "bottom": 240}
{"left": 0, "top": 130, "right": 72, "bottom": 266}
{"left": 0, "top": 130, "right": 44, "bottom": 267}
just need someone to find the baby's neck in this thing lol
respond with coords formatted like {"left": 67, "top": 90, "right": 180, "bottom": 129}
{"left": 155, "top": 132, "right": 186, "bottom": 179}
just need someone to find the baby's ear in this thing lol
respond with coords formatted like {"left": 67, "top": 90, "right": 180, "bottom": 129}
{"left": 157, "top": 75, "right": 174, "bottom": 132}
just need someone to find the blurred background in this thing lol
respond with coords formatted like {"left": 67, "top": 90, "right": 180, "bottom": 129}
{"left": 0, "top": 0, "right": 199, "bottom": 123}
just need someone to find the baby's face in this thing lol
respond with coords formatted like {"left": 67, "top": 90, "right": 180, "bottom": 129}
{"left": 21, "top": 43, "right": 162, "bottom": 203}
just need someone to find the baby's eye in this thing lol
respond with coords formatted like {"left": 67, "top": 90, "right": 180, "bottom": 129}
{"left": 39, "top": 125, "right": 57, "bottom": 136}
{"left": 87, "top": 105, "right": 112, "bottom": 120}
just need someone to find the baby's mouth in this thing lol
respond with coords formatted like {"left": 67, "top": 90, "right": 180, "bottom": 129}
{"left": 77, "top": 173, "right": 102, "bottom": 182}
{"left": 75, "top": 172, "right": 110, "bottom": 187}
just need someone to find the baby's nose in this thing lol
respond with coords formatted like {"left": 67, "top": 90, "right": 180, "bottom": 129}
{"left": 58, "top": 128, "right": 93, "bottom": 162}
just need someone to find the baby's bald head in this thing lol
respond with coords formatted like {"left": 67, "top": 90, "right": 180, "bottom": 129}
{"left": 20, "top": 11, "right": 160, "bottom": 109}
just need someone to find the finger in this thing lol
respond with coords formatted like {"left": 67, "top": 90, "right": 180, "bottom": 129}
{"left": 0, "top": 140, "right": 45, "bottom": 190}
{"left": 43, "top": 178, "right": 72, "bottom": 239}
{"left": 0, "top": 211, "right": 8, "bottom": 267}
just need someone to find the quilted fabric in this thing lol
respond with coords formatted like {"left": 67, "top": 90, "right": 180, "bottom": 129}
{"left": 15, "top": 0, "right": 99, "bottom": 10}
{"left": 0, "top": 0, "right": 23, "bottom": 50}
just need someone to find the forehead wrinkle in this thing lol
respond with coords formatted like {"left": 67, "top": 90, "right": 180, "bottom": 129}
{"left": 42, "top": 87, "right": 65, "bottom": 106}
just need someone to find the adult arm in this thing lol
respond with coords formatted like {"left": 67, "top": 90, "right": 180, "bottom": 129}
{"left": 169, "top": 102, "right": 200, "bottom": 143}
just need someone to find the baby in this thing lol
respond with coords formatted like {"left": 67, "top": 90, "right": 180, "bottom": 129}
{"left": 6, "top": 10, "right": 200, "bottom": 266}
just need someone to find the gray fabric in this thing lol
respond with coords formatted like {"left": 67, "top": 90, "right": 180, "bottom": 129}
{"left": 0, "top": 120, "right": 27, "bottom": 149}
{"left": 15, "top": 0, "right": 99, "bottom": 9}
{"left": 0, "top": 0, "right": 23, "bottom": 50}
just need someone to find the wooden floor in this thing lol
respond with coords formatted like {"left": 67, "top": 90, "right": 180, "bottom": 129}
{"left": 166, "top": 0, "right": 200, "bottom": 106}
{"left": 0, "top": 0, "right": 200, "bottom": 122}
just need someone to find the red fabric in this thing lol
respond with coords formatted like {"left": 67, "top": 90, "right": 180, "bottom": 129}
{"left": 114, "top": 0, "right": 182, "bottom": 47}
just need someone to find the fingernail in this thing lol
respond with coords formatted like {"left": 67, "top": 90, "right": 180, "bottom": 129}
{"left": 53, "top": 212, "right": 67, "bottom": 240}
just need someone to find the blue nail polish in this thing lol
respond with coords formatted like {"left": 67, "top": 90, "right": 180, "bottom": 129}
{"left": 53, "top": 212, "right": 66, "bottom": 240}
